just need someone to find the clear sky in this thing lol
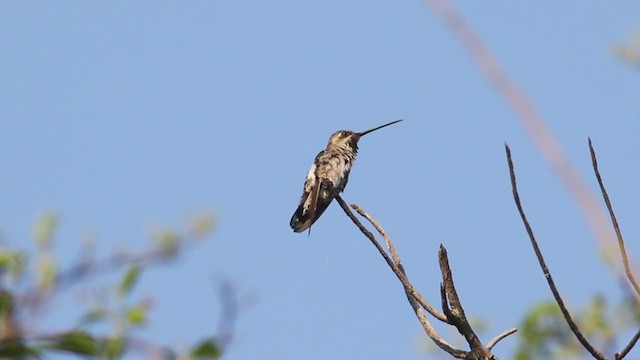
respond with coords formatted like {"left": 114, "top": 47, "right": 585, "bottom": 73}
{"left": 1, "top": 1, "right": 639, "bottom": 359}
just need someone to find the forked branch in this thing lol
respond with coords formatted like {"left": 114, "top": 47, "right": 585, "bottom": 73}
{"left": 335, "top": 196, "right": 462, "bottom": 356}
{"left": 438, "top": 245, "right": 498, "bottom": 359}
{"left": 337, "top": 196, "right": 515, "bottom": 359}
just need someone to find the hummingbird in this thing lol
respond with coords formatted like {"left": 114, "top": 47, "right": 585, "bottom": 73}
{"left": 290, "top": 119, "right": 403, "bottom": 233}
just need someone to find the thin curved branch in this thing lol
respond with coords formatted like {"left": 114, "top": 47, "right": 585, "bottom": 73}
{"left": 335, "top": 196, "right": 465, "bottom": 357}
{"left": 506, "top": 144, "right": 606, "bottom": 360}
{"left": 408, "top": 289, "right": 466, "bottom": 359}
{"left": 588, "top": 139, "right": 640, "bottom": 359}
{"left": 352, "top": 203, "right": 448, "bottom": 323}
{"left": 616, "top": 328, "right": 640, "bottom": 360}
{"left": 486, "top": 328, "right": 517, "bottom": 351}
{"left": 336, "top": 196, "right": 449, "bottom": 323}
{"left": 589, "top": 138, "right": 640, "bottom": 299}
{"left": 351, "top": 204, "right": 401, "bottom": 266}
{"left": 342, "top": 198, "right": 514, "bottom": 358}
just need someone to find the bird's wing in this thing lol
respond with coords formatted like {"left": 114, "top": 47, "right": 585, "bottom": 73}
{"left": 290, "top": 151, "right": 329, "bottom": 233}
{"left": 304, "top": 173, "right": 322, "bottom": 235}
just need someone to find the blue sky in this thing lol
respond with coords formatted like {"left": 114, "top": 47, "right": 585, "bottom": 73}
{"left": 1, "top": 1, "right": 639, "bottom": 359}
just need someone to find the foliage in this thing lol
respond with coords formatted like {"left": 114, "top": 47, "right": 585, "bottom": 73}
{"left": 614, "top": 30, "right": 640, "bottom": 70}
{"left": 515, "top": 291, "right": 640, "bottom": 360}
{"left": 0, "top": 211, "right": 227, "bottom": 359}
{"left": 515, "top": 286, "right": 640, "bottom": 360}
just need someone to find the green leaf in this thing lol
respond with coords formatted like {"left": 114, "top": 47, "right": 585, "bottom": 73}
{"left": 515, "top": 301, "right": 579, "bottom": 360}
{"left": 190, "top": 338, "right": 222, "bottom": 359}
{"left": 582, "top": 295, "right": 610, "bottom": 336}
{"left": 36, "top": 254, "right": 57, "bottom": 291}
{"left": 32, "top": 213, "right": 58, "bottom": 248}
{"left": 117, "top": 265, "right": 142, "bottom": 297}
{"left": 0, "top": 339, "right": 40, "bottom": 358}
{"left": 126, "top": 304, "right": 147, "bottom": 326}
{"left": 189, "top": 212, "right": 215, "bottom": 238}
{"left": 102, "top": 336, "right": 125, "bottom": 360}
{"left": 0, "top": 251, "right": 27, "bottom": 279}
{"left": 0, "top": 290, "right": 14, "bottom": 318}
{"left": 77, "top": 308, "right": 108, "bottom": 327}
{"left": 0, "top": 252, "right": 16, "bottom": 274}
{"left": 153, "top": 228, "right": 179, "bottom": 256}
{"left": 40, "top": 330, "right": 98, "bottom": 357}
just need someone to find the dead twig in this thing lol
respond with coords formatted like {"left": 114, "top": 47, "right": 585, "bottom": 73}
{"left": 590, "top": 138, "right": 640, "bottom": 359}
{"left": 339, "top": 196, "right": 516, "bottom": 359}
{"left": 438, "top": 245, "right": 496, "bottom": 359}
{"left": 336, "top": 196, "right": 449, "bottom": 323}
{"left": 506, "top": 144, "right": 607, "bottom": 360}
{"left": 616, "top": 328, "right": 640, "bottom": 360}
{"left": 589, "top": 138, "right": 640, "bottom": 299}
{"left": 486, "top": 328, "right": 518, "bottom": 352}
{"left": 351, "top": 204, "right": 401, "bottom": 266}
{"left": 351, "top": 203, "right": 446, "bottom": 323}
{"left": 336, "top": 196, "right": 464, "bottom": 357}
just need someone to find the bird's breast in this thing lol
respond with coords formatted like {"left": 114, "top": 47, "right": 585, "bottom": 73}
{"left": 316, "top": 149, "right": 356, "bottom": 191}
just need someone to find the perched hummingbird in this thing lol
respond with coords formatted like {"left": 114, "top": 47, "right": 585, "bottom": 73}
{"left": 290, "top": 119, "right": 403, "bottom": 233}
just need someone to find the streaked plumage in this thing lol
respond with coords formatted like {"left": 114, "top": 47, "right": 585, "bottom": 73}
{"left": 290, "top": 120, "right": 402, "bottom": 233}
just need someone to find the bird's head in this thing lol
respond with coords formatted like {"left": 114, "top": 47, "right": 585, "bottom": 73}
{"left": 327, "top": 130, "right": 359, "bottom": 150}
{"left": 326, "top": 119, "right": 403, "bottom": 151}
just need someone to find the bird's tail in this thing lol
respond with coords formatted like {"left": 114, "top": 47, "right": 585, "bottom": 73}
{"left": 289, "top": 198, "right": 332, "bottom": 233}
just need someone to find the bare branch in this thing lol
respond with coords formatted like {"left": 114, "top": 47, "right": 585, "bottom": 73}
{"left": 616, "top": 328, "right": 640, "bottom": 360}
{"left": 438, "top": 246, "right": 490, "bottom": 357}
{"left": 352, "top": 204, "right": 400, "bottom": 266}
{"left": 439, "top": 283, "right": 453, "bottom": 321}
{"left": 353, "top": 202, "right": 462, "bottom": 345}
{"left": 341, "top": 197, "right": 515, "bottom": 359}
{"left": 335, "top": 196, "right": 465, "bottom": 357}
{"left": 589, "top": 138, "right": 640, "bottom": 299}
{"left": 336, "top": 196, "right": 449, "bottom": 323}
{"left": 506, "top": 144, "right": 607, "bottom": 360}
{"left": 352, "top": 203, "right": 460, "bottom": 330}
{"left": 407, "top": 289, "right": 467, "bottom": 359}
{"left": 486, "top": 328, "right": 517, "bottom": 351}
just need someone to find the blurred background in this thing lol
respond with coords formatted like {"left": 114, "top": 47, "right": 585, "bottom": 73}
{"left": 1, "top": 1, "right": 639, "bottom": 359}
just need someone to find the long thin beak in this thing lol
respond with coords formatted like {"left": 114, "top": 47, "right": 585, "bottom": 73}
{"left": 358, "top": 119, "right": 403, "bottom": 137}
